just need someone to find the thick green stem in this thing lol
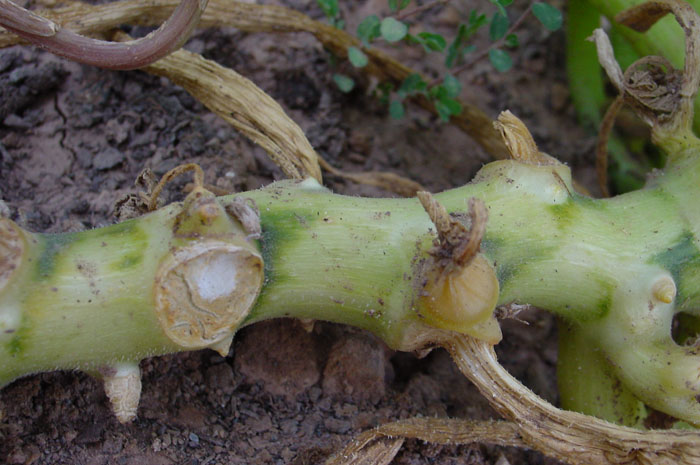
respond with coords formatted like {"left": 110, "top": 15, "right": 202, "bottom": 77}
{"left": 4, "top": 153, "right": 700, "bottom": 423}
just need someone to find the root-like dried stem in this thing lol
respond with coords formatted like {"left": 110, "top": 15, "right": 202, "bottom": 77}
{"left": 326, "top": 417, "right": 523, "bottom": 465}
{"left": 446, "top": 334, "right": 700, "bottom": 465}
{"left": 318, "top": 158, "right": 423, "bottom": 197}
{"left": 595, "top": 96, "right": 624, "bottom": 197}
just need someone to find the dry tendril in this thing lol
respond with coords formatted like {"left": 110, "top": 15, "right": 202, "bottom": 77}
{"left": 147, "top": 163, "right": 205, "bottom": 211}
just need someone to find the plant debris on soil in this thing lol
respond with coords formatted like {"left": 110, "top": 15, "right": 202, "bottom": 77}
{"left": 0, "top": 0, "right": 592, "bottom": 463}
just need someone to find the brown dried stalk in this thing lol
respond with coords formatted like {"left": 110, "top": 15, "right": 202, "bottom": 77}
{"left": 334, "top": 333, "right": 700, "bottom": 464}
{"left": 326, "top": 418, "right": 523, "bottom": 465}
{"left": 591, "top": 0, "right": 700, "bottom": 153}
{"left": 0, "top": 0, "right": 207, "bottom": 69}
{"left": 446, "top": 334, "right": 700, "bottom": 465}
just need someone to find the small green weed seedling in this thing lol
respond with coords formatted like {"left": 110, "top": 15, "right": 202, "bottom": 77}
{"left": 317, "top": 0, "right": 562, "bottom": 121}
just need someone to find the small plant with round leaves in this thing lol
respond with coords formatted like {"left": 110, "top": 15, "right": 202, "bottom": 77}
{"left": 318, "top": 0, "right": 562, "bottom": 121}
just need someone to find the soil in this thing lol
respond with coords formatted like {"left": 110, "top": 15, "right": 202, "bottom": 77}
{"left": 0, "top": 0, "right": 599, "bottom": 464}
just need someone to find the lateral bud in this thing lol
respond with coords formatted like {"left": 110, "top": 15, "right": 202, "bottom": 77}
{"left": 652, "top": 276, "right": 676, "bottom": 304}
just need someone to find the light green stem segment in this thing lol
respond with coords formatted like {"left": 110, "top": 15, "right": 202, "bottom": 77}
{"left": 558, "top": 322, "right": 647, "bottom": 428}
{"left": 0, "top": 213, "right": 183, "bottom": 384}
{"left": 3, "top": 154, "right": 700, "bottom": 423}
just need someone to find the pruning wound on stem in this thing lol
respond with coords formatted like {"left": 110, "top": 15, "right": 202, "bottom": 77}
{"left": 153, "top": 165, "right": 264, "bottom": 357}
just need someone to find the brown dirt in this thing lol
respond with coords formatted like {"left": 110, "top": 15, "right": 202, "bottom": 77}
{"left": 0, "top": 0, "right": 597, "bottom": 463}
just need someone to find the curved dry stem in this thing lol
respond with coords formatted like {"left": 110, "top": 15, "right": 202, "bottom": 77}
{"left": 0, "top": 0, "right": 206, "bottom": 70}
{"left": 445, "top": 334, "right": 700, "bottom": 465}
{"left": 596, "top": 95, "right": 623, "bottom": 197}
{"left": 0, "top": 0, "right": 508, "bottom": 160}
{"left": 417, "top": 192, "right": 487, "bottom": 268}
{"left": 589, "top": 29, "right": 624, "bottom": 92}
{"left": 326, "top": 418, "right": 524, "bottom": 465}
{"left": 317, "top": 157, "right": 424, "bottom": 197}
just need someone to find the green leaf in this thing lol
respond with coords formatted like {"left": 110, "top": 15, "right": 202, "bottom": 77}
{"left": 333, "top": 74, "right": 355, "bottom": 92}
{"left": 442, "top": 97, "right": 462, "bottom": 114}
{"left": 468, "top": 10, "right": 488, "bottom": 29}
{"left": 381, "top": 17, "right": 408, "bottom": 42}
{"left": 446, "top": 44, "right": 476, "bottom": 68}
{"left": 389, "top": 100, "right": 405, "bottom": 119}
{"left": 488, "top": 48, "right": 512, "bottom": 72}
{"left": 429, "top": 84, "right": 447, "bottom": 100}
{"left": 442, "top": 74, "right": 461, "bottom": 98}
{"left": 489, "top": 0, "right": 506, "bottom": 16}
{"left": 357, "top": 15, "right": 381, "bottom": 44}
{"left": 435, "top": 97, "right": 461, "bottom": 122}
{"left": 348, "top": 46, "right": 368, "bottom": 67}
{"left": 505, "top": 33, "right": 519, "bottom": 48}
{"left": 446, "top": 22, "right": 478, "bottom": 68}
{"left": 389, "top": 0, "right": 411, "bottom": 11}
{"left": 445, "top": 48, "right": 459, "bottom": 68}
{"left": 376, "top": 82, "right": 394, "bottom": 104}
{"left": 416, "top": 32, "right": 447, "bottom": 52}
{"left": 489, "top": 12, "right": 509, "bottom": 41}
{"left": 532, "top": 2, "right": 563, "bottom": 31}
{"left": 316, "top": 0, "right": 338, "bottom": 19}
{"left": 398, "top": 73, "right": 426, "bottom": 97}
